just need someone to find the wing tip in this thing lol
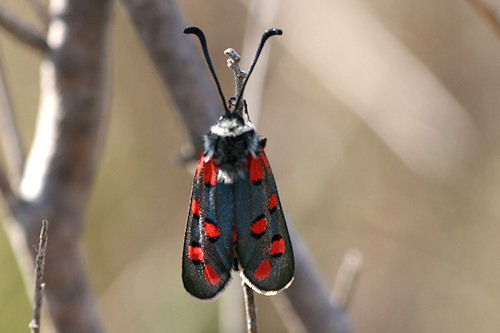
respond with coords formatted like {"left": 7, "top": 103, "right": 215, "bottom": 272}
{"left": 183, "top": 273, "right": 233, "bottom": 301}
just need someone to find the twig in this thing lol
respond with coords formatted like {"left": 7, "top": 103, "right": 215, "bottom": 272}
{"left": 224, "top": 48, "right": 246, "bottom": 100}
{"left": 0, "top": 4, "right": 48, "bottom": 51}
{"left": 0, "top": 53, "right": 25, "bottom": 185}
{"left": 243, "top": 283, "right": 258, "bottom": 333}
{"left": 29, "top": 220, "right": 49, "bottom": 333}
{"left": 332, "top": 248, "right": 363, "bottom": 309}
{"left": 225, "top": 48, "right": 251, "bottom": 120}
{"left": 467, "top": 0, "right": 500, "bottom": 38}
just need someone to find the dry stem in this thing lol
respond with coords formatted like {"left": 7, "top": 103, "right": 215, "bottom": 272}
{"left": 243, "top": 283, "right": 258, "bottom": 333}
{"left": 29, "top": 220, "right": 48, "bottom": 333}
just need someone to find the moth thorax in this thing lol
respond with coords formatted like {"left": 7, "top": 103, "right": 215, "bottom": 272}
{"left": 204, "top": 129, "right": 259, "bottom": 183}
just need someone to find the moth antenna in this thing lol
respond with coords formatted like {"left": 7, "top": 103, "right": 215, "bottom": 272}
{"left": 234, "top": 28, "right": 282, "bottom": 112}
{"left": 184, "top": 27, "right": 229, "bottom": 113}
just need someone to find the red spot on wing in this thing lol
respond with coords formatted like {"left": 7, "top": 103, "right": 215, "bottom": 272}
{"left": 191, "top": 199, "right": 201, "bottom": 219}
{"left": 188, "top": 245, "right": 203, "bottom": 262}
{"left": 248, "top": 155, "right": 264, "bottom": 184}
{"left": 203, "top": 265, "right": 221, "bottom": 286}
{"left": 260, "top": 149, "right": 271, "bottom": 171}
{"left": 195, "top": 153, "right": 204, "bottom": 178}
{"left": 204, "top": 219, "right": 220, "bottom": 239}
{"left": 203, "top": 159, "right": 217, "bottom": 186}
{"left": 268, "top": 194, "right": 278, "bottom": 213}
{"left": 270, "top": 237, "right": 285, "bottom": 257}
{"left": 253, "top": 260, "right": 272, "bottom": 281}
{"left": 250, "top": 215, "right": 267, "bottom": 236}
{"left": 233, "top": 224, "right": 237, "bottom": 243}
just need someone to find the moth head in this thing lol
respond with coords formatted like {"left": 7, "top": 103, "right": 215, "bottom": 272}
{"left": 210, "top": 112, "right": 255, "bottom": 137}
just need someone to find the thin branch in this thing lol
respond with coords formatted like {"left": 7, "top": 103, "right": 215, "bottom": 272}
{"left": 243, "top": 283, "right": 258, "bottom": 333}
{"left": 332, "top": 248, "right": 363, "bottom": 309}
{"left": 29, "top": 220, "right": 49, "bottom": 333}
{"left": 225, "top": 47, "right": 252, "bottom": 123}
{"left": 0, "top": 54, "right": 25, "bottom": 185}
{"left": 0, "top": 4, "right": 48, "bottom": 51}
{"left": 279, "top": 228, "right": 352, "bottom": 333}
{"left": 467, "top": 0, "right": 500, "bottom": 38}
{"left": 224, "top": 48, "right": 246, "bottom": 102}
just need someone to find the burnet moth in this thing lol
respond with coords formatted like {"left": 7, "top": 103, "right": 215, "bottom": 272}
{"left": 182, "top": 27, "right": 294, "bottom": 300}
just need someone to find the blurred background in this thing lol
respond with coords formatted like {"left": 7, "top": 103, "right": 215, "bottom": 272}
{"left": 1, "top": 0, "right": 500, "bottom": 332}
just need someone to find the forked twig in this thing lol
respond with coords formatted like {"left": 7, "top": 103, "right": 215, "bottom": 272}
{"left": 243, "top": 283, "right": 258, "bottom": 333}
{"left": 29, "top": 220, "right": 49, "bottom": 333}
{"left": 225, "top": 48, "right": 247, "bottom": 102}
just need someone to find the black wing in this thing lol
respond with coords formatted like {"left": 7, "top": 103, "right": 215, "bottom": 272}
{"left": 234, "top": 148, "right": 294, "bottom": 294}
{"left": 182, "top": 154, "right": 235, "bottom": 300}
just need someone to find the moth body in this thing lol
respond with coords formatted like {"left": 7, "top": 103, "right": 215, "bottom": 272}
{"left": 182, "top": 26, "right": 294, "bottom": 300}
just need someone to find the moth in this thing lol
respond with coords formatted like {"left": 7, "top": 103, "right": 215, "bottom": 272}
{"left": 182, "top": 26, "right": 294, "bottom": 300}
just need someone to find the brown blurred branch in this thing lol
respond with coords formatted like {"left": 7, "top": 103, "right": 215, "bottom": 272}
{"left": 280, "top": 230, "right": 352, "bottom": 333}
{"left": 467, "top": 0, "right": 500, "bottom": 38}
{"left": 0, "top": 4, "right": 48, "bottom": 51}
{"left": 243, "top": 284, "right": 258, "bottom": 333}
{"left": 0, "top": 56, "right": 25, "bottom": 185}
{"left": 0, "top": 0, "right": 112, "bottom": 332}
{"left": 120, "top": 1, "right": 352, "bottom": 331}
{"left": 121, "top": 0, "right": 220, "bottom": 157}
{"left": 29, "top": 220, "right": 48, "bottom": 333}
